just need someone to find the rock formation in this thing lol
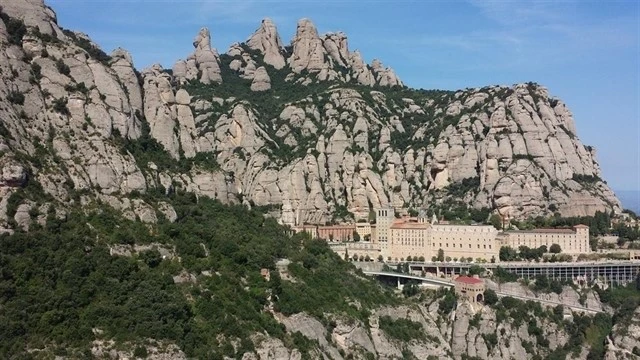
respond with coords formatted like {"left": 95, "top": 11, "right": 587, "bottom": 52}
{"left": 0, "top": 0, "right": 621, "bottom": 230}
{"left": 173, "top": 28, "right": 222, "bottom": 85}
{"left": 250, "top": 66, "right": 271, "bottom": 91}
{"left": 246, "top": 18, "right": 286, "bottom": 69}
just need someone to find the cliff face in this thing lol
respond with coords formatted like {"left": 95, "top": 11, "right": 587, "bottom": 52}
{"left": 0, "top": 0, "right": 621, "bottom": 233}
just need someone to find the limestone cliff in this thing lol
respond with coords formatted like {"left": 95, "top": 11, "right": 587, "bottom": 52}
{"left": 0, "top": 0, "right": 621, "bottom": 233}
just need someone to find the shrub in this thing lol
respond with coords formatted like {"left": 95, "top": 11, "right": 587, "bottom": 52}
{"left": 55, "top": 59, "right": 71, "bottom": 76}
{"left": 378, "top": 316, "right": 425, "bottom": 341}
{"left": 133, "top": 346, "right": 148, "bottom": 358}
{"left": 483, "top": 289, "right": 498, "bottom": 305}
{"left": 0, "top": 10, "right": 26, "bottom": 45}
{"left": 7, "top": 90, "right": 25, "bottom": 105}
{"left": 52, "top": 97, "right": 69, "bottom": 115}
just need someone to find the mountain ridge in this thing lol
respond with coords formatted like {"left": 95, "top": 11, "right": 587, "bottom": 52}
{"left": 0, "top": 0, "right": 622, "bottom": 233}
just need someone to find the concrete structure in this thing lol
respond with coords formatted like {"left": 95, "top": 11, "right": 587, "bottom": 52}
{"left": 381, "top": 260, "right": 640, "bottom": 287}
{"left": 454, "top": 276, "right": 485, "bottom": 303}
{"left": 363, "top": 270, "right": 604, "bottom": 313}
{"left": 498, "top": 225, "right": 590, "bottom": 254}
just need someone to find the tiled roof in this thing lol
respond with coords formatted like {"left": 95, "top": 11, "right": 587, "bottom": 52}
{"left": 455, "top": 276, "right": 483, "bottom": 285}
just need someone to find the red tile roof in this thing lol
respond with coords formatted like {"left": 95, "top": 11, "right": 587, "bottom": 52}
{"left": 455, "top": 276, "right": 483, "bottom": 285}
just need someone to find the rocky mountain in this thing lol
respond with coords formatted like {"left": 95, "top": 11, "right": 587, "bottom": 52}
{"left": 0, "top": 0, "right": 622, "bottom": 233}
{"left": 0, "top": 2, "right": 637, "bottom": 359}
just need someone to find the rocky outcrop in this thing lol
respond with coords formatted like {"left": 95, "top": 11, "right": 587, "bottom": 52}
{"left": 289, "top": 18, "right": 327, "bottom": 75}
{"left": 0, "top": 1, "right": 620, "bottom": 229}
{"left": 247, "top": 18, "right": 286, "bottom": 70}
{"left": 606, "top": 307, "right": 640, "bottom": 359}
{"left": 173, "top": 28, "right": 222, "bottom": 85}
{"left": 250, "top": 66, "right": 271, "bottom": 91}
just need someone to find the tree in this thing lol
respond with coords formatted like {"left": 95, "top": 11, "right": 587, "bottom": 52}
{"left": 402, "top": 262, "right": 410, "bottom": 274}
{"left": 499, "top": 246, "right": 517, "bottom": 261}
{"left": 418, "top": 256, "right": 425, "bottom": 262}
{"left": 445, "top": 256, "right": 452, "bottom": 262}
{"left": 490, "top": 214, "right": 502, "bottom": 230}
{"left": 483, "top": 289, "right": 498, "bottom": 305}
{"left": 549, "top": 244, "right": 562, "bottom": 254}
{"left": 352, "top": 254, "right": 358, "bottom": 261}
{"left": 402, "top": 282, "right": 419, "bottom": 297}
{"left": 344, "top": 249, "right": 349, "bottom": 261}
{"left": 377, "top": 255, "right": 383, "bottom": 262}
{"left": 437, "top": 249, "right": 445, "bottom": 262}
{"left": 406, "top": 256, "right": 413, "bottom": 262}
{"left": 431, "top": 256, "right": 437, "bottom": 262}
{"left": 328, "top": 234, "right": 334, "bottom": 242}
{"left": 270, "top": 271, "right": 283, "bottom": 300}
{"left": 364, "top": 255, "right": 371, "bottom": 262}
{"left": 352, "top": 231, "right": 361, "bottom": 242}
{"left": 468, "top": 265, "right": 485, "bottom": 276}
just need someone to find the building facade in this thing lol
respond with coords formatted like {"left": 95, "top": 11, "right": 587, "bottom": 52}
{"left": 355, "top": 222, "right": 373, "bottom": 240}
{"left": 388, "top": 216, "right": 430, "bottom": 260}
{"left": 498, "top": 225, "right": 590, "bottom": 254}
{"left": 454, "top": 276, "right": 485, "bottom": 303}
{"left": 295, "top": 208, "right": 592, "bottom": 262}
{"left": 429, "top": 224, "right": 499, "bottom": 261}
{"left": 316, "top": 224, "right": 356, "bottom": 242}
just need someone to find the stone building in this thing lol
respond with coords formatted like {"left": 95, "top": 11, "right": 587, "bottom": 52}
{"left": 316, "top": 224, "right": 356, "bottom": 242}
{"left": 429, "top": 224, "right": 499, "bottom": 261}
{"left": 454, "top": 276, "right": 485, "bottom": 303}
{"left": 355, "top": 222, "right": 373, "bottom": 240}
{"left": 388, "top": 215, "right": 430, "bottom": 261}
{"left": 498, "top": 225, "right": 590, "bottom": 254}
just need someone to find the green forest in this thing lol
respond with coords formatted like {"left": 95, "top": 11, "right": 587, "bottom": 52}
{"left": 0, "top": 192, "right": 396, "bottom": 358}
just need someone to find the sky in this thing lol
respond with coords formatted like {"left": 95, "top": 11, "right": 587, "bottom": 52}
{"left": 48, "top": 0, "right": 640, "bottom": 193}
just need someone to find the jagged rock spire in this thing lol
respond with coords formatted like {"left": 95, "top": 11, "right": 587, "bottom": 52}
{"left": 371, "top": 59, "right": 402, "bottom": 87}
{"left": 289, "top": 18, "right": 327, "bottom": 74}
{"left": 322, "top": 32, "right": 350, "bottom": 68}
{"left": 173, "top": 27, "right": 222, "bottom": 85}
{"left": 247, "top": 18, "right": 286, "bottom": 70}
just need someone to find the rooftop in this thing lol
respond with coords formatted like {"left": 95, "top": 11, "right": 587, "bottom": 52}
{"left": 505, "top": 228, "right": 576, "bottom": 234}
{"left": 455, "top": 276, "right": 483, "bottom": 285}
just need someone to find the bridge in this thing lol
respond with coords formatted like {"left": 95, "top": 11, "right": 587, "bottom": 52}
{"left": 363, "top": 270, "right": 604, "bottom": 314}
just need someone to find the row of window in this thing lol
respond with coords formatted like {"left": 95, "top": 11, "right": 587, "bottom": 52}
{"left": 439, "top": 243, "right": 492, "bottom": 249}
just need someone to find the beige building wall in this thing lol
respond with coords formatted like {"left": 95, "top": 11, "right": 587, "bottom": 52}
{"left": 376, "top": 208, "right": 394, "bottom": 257}
{"left": 500, "top": 225, "right": 590, "bottom": 254}
{"left": 317, "top": 225, "right": 356, "bottom": 242}
{"left": 454, "top": 276, "right": 485, "bottom": 303}
{"left": 429, "top": 224, "right": 499, "bottom": 261}
{"left": 330, "top": 242, "right": 381, "bottom": 260}
{"left": 388, "top": 221, "right": 429, "bottom": 261}
{"left": 355, "top": 222, "right": 372, "bottom": 240}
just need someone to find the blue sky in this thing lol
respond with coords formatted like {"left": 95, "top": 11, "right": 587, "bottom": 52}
{"left": 49, "top": 0, "right": 639, "bottom": 192}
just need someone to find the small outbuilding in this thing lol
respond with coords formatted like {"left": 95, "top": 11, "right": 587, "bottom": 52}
{"left": 455, "top": 276, "right": 485, "bottom": 303}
